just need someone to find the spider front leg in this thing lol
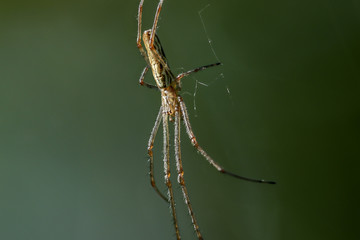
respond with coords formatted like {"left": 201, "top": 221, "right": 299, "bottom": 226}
{"left": 178, "top": 96, "right": 276, "bottom": 184}
{"left": 162, "top": 111, "right": 181, "bottom": 239}
{"left": 147, "top": 107, "right": 168, "bottom": 202}
{"left": 174, "top": 106, "right": 203, "bottom": 240}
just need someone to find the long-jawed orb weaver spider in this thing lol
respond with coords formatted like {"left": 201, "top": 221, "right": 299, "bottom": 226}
{"left": 136, "top": 0, "right": 276, "bottom": 239}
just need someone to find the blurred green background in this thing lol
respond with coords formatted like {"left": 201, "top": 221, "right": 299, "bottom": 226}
{"left": 1, "top": 0, "right": 359, "bottom": 239}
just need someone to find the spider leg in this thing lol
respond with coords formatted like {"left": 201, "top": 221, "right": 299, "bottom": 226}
{"left": 163, "top": 111, "right": 181, "bottom": 239}
{"left": 146, "top": 0, "right": 174, "bottom": 78}
{"left": 138, "top": 0, "right": 169, "bottom": 75}
{"left": 139, "top": 66, "right": 159, "bottom": 90}
{"left": 176, "top": 62, "right": 222, "bottom": 82}
{"left": 178, "top": 96, "right": 276, "bottom": 184}
{"left": 147, "top": 107, "right": 168, "bottom": 202}
{"left": 137, "top": 0, "right": 151, "bottom": 66}
{"left": 174, "top": 106, "right": 203, "bottom": 240}
{"left": 149, "top": 0, "right": 164, "bottom": 47}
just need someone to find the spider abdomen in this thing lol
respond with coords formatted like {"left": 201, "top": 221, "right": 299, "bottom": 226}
{"left": 143, "top": 30, "right": 173, "bottom": 89}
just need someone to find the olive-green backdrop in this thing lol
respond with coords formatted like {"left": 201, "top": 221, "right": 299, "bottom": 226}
{"left": 1, "top": 0, "right": 358, "bottom": 239}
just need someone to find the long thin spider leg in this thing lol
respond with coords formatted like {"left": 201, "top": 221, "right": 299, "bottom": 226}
{"left": 137, "top": 0, "right": 169, "bottom": 83}
{"left": 147, "top": 107, "right": 168, "bottom": 202}
{"left": 176, "top": 62, "right": 222, "bottom": 82}
{"left": 178, "top": 96, "right": 276, "bottom": 184}
{"left": 150, "top": 0, "right": 164, "bottom": 47}
{"left": 139, "top": 66, "right": 159, "bottom": 90}
{"left": 163, "top": 111, "right": 181, "bottom": 239}
{"left": 146, "top": 0, "right": 174, "bottom": 78}
{"left": 137, "top": 0, "right": 151, "bottom": 66}
{"left": 175, "top": 106, "right": 203, "bottom": 240}
{"left": 137, "top": 0, "right": 144, "bottom": 47}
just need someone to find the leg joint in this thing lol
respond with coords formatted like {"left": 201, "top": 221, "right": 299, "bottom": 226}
{"left": 191, "top": 137, "right": 199, "bottom": 147}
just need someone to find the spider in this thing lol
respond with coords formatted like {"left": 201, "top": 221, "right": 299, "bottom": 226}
{"left": 136, "top": 0, "right": 275, "bottom": 239}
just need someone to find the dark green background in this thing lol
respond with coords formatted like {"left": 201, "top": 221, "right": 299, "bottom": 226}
{"left": 1, "top": 0, "right": 359, "bottom": 239}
